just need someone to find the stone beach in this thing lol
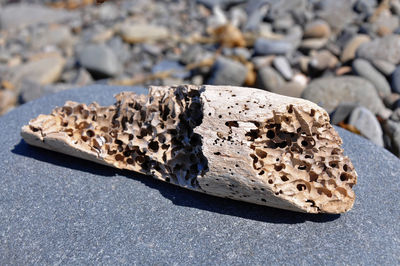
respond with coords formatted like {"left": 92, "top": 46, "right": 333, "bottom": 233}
{"left": 1, "top": 0, "right": 400, "bottom": 159}
{"left": 1, "top": 1, "right": 400, "bottom": 263}
{"left": 1, "top": 85, "right": 399, "bottom": 264}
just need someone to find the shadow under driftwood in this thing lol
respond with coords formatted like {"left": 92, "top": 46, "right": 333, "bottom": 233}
{"left": 12, "top": 139, "right": 340, "bottom": 224}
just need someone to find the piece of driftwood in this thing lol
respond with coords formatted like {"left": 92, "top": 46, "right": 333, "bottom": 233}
{"left": 21, "top": 85, "right": 357, "bottom": 214}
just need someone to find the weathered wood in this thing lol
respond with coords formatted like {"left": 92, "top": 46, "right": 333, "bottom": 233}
{"left": 21, "top": 85, "right": 357, "bottom": 213}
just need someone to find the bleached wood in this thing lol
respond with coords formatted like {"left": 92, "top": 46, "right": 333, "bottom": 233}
{"left": 21, "top": 85, "right": 357, "bottom": 214}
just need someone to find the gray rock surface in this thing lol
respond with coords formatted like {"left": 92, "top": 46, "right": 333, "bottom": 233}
{"left": 0, "top": 4, "right": 77, "bottom": 30}
{"left": 303, "top": 19, "right": 331, "bottom": 39}
{"left": 391, "top": 65, "right": 400, "bottom": 94}
{"left": 207, "top": 57, "right": 247, "bottom": 86}
{"left": 383, "top": 119, "right": 400, "bottom": 156}
{"left": 354, "top": 0, "right": 377, "bottom": 16}
{"left": 0, "top": 85, "right": 399, "bottom": 264}
{"left": 152, "top": 60, "right": 190, "bottom": 79}
{"left": 371, "top": 59, "right": 396, "bottom": 76}
{"left": 266, "top": 0, "right": 307, "bottom": 21}
{"left": 316, "top": 0, "right": 356, "bottom": 32}
{"left": 352, "top": 58, "right": 391, "bottom": 96}
{"left": 78, "top": 44, "right": 121, "bottom": 78}
{"left": 254, "top": 39, "right": 293, "bottom": 55}
{"left": 107, "top": 36, "right": 131, "bottom": 64}
{"left": 273, "top": 56, "right": 293, "bottom": 80}
{"left": 11, "top": 54, "right": 66, "bottom": 86}
{"left": 119, "top": 23, "right": 169, "bottom": 44}
{"left": 256, "top": 66, "right": 284, "bottom": 93}
{"left": 341, "top": 34, "right": 370, "bottom": 62}
{"left": 309, "top": 50, "right": 337, "bottom": 72}
{"left": 31, "top": 25, "right": 73, "bottom": 50}
{"left": 302, "top": 76, "right": 386, "bottom": 114}
{"left": 348, "top": 106, "right": 384, "bottom": 147}
{"left": 0, "top": 90, "right": 16, "bottom": 115}
{"left": 330, "top": 103, "right": 359, "bottom": 124}
{"left": 244, "top": 4, "right": 268, "bottom": 31}
{"left": 356, "top": 35, "right": 400, "bottom": 64}
{"left": 19, "top": 80, "right": 76, "bottom": 103}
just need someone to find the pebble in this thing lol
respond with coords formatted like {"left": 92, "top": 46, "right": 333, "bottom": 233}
{"left": 152, "top": 60, "right": 190, "bottom": 79}
{"left": 161, "top": 77, "right": 184, "bottom": 86}
{"left": 390, "top": 107, "right": 400, "bottom": 121}
{"left": 392, "top": 0, "right": 400, "bottom": 15}
{"left": 97, "top": 2, "right": 120, "bottom": 21}
{"left": 292, "top": 73, "right": 308, "bottom": 87}
{"left": 392, "top": 99, "right": 400, "bottom": 110}
{"left": 180, "top": 45, "right": 204, "bottom": 65}
{"left": 341, "top": 34, "right": 370, "bottom": 62}
{"left": 299, "top": 38, "right": 328, "bottom": 50}
{"left": 299, "top": 56, "right": 310, "bottom": 73}
{"left": 330, "top": 103, "right": 359, "bottom": 124}
{"left": 78, "top": 44, "right": 121, "bottom": 78}
{"left": 0, "top": 90, "right": 16, "bottom": 115}
{"left": 207, "top": 6, "right": 227, "bottom": 29}
{"left": 316, "top": 0, "right": 355, "bottom": 33}
{"left": 309, "top": 50, "right": 338, "bottom": 72}
{"left": 0, "top": 4, "right": 77, "bottom": 30}
{"left": 142, "top": 43, "right": 162, "bottom": 57}
{"left": 119, "top": 23, "right": 169, "bottom": 44}
{"left": 371, "top": 59, "right": 396, "bottom": 76}
{"left": 254, "top": 39, "right": 293, "bottom": 56}
{"left": 257, "top": 23, "right": 277, "bottom": 39}
{"left": 272, "top": 56, "right": 293, "bottom": 80}
{"left": 336, "top": 66, "right": 353, "bottom": 76}
{"left": 383, "top": 119, "right": 400, "bottom": 156}
{"left": 301, "top": 76, "right": 386, "bottom": 114}
{"left": 191, "top": 75, "right": 203, "bottom": 85}
{"left": 107, "top": 36, "right": 131, "bottom": 64}
{"left": 354, "top": 0, "right": 377, "bottom": 16}
{"left": 266, "top": 0, "right": 307, "bottom": 21}
{"left": 230, "top": 7, "right": 247, "bottom": 28}
{"left": 356, "top": 35, "right": 400, "bottom": 64}
{"left": 391, "top": 66, "right": 400, "bottom": 94}
{"left": 303, "top": 20, "right": 331, "bottom": 39}
{"left": 352, "top": 58, "right": 391, "bottom": 96}
{"left": 348, "top": 106, "right": 384, "bottom": 146}
{"left": 11, "top": 53, "right": 65, "bottom": 86}
{"left": 283, "top": 25, "right": 303, "bottom": 50}
{"left": 336, "top": 26, "right": 359, "bottom": 48}
{"left": 233, "top": 47, "right": 251, "bottom": 60}
{"left": 19, "top": 80, "right": 75, "bottom": 103}
{"left": 251, "top": 55, "right": 275, "bottom": 69}
{"left": 72, "top": 68, "right": 93, "bottom": 86}
{"left": 383, "top": 93, "right": 400, "bottom": 109}
{"left": 273, "top": 15, "right": 294, "bottom": 32}
{"left": 278, "top": 81, "right": 305, "bottom": 98}
{"left": 244, "top": 5, "right": 268, "bottom": 31}
{"left": 373, "top": 10, "right": 399, "bottom": 36}
{"left": 256, "top": 66, "right": 284, "bottom": 93}
{"left": 207, "top": 56, "right": 247, "bottom": 86}
{"left": 31, "top": 25, "right": 73, "bottom": 50}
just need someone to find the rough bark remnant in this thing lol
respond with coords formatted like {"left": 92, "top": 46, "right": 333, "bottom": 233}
{"left": 21, "top": 85, "right": 357, "bottom": 214}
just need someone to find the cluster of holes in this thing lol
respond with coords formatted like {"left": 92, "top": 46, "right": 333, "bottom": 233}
{"left": 51, "top": 86, "right": 208, "bottom": 189}
{"left": 245, "top": 105, "right": 356, "bottom": 208}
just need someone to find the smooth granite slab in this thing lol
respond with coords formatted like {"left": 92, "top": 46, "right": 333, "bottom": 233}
{"left": 0, "top": 85, "right": 399, "bottom": 264}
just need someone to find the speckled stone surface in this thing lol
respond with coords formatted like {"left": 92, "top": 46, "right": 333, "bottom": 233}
{"left": 1, "top": 85, "right": 399, "bottom": 264}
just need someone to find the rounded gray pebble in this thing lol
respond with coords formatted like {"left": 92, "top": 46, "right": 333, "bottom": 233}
{"left": 391, "top": 65, "right": 400, "bottom": 94}
{"left": 352, "top": 58, "right": 391, "bottom": 96}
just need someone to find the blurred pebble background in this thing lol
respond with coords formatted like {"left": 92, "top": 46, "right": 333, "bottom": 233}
{"left": 1, "top": 0, "right": 400, "bottom": 158}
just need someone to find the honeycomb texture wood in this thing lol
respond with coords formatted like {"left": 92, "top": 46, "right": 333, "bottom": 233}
{"left": 21, "top": 85, "right": 357, "bottom": 214}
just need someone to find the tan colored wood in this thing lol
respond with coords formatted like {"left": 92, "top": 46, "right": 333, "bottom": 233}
{"left": 21, "top": 85, "right": 357, "bottom": 214}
